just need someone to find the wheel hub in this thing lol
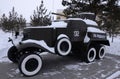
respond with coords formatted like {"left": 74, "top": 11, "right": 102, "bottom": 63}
{"left": 25, "top": 58, "right": 38, "bottom": 72}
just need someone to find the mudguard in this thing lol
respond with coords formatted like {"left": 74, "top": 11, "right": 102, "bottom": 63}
{"left": 16, "top": 39, "right": 55, "bottom": 54}
{"left": 81, "top": 39, "right": 110, "bottom": 54}
{"left": 89, "top": 39, "right": 110, "bottom": 46}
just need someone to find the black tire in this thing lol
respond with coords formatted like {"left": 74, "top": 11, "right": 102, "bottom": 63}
{"left": 18, "top": 53, "right": 42, "bottom": 77}
{"left": 55, "top": 37, "right": 72, "bottom": 56}
{"left": 96, "top": 45, "right": 106, "bottom": 59}
{"left": 7, "top": 46, "right": 18, "bottom": 63}
{"left": 84, "top": 47, "right": 96, "bottom": 63}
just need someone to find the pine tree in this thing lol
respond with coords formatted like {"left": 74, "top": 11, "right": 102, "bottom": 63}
{"left": 18, "top": 15, "right": 26, "bottom": 29}
{"left": 101, "top": 0, "right": 120, "bottom": 42}
{"left": 30, "top": 0, "right": 51, "bottom": 26}
{"left": 8, "top": 7, "right": 19, "bottom": 32}
{"left": 62, "top": 0, "right": 119, "bottom": 19}
{"left": 62, "top": 0, "right": 120, "bottom": 42}
{"left": 62, "top": 0, "right": 105, "bottom": 16}
{"left": 0, "top": 7, "right": 26, "bottom": 32}
{"left": 0, "top": 13, "right": 10, "bottom": 31}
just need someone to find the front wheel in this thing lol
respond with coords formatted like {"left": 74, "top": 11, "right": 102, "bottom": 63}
{"left": 7, "top": 46, "right": 18, "bottom": 63}
{"left": 18, "top": 53, "right": 42, "bottom": 76}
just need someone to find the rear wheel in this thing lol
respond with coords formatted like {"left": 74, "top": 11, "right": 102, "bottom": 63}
{"left": 18, "top": 53, "right": 42, "bottom": 77}
{"left": 7, "top": 46, "right": 18, "bottom": 63}
{"left": 55, "top": 37, "right": 72, "bottom": 56}
{"left": 84, "top": 47, "right": 96, "bottom": 63}
{"left": 96, "top": 45, "right": 106, "bottom": 59}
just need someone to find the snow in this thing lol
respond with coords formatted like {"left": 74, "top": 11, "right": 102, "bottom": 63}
{"left": 40, "top": 52, "right": 48, "bottom": 55}
{"left": 0, "top": 30, "right": 12, "bottom": 49}
{"left": 0, "top": 48, "right": 9, "bottom": 59}
{"left": 15, "top": 69, "right": 20, "bottom": 74}
{"left": 65, "top": 64, "right": 89, "bottom": 71}
{"left": 65, "top": 65, "right": 80, "bottom": 70}
{"left": 101, "top": 1, "right": 107, "bottom": 5}
{"left": 79, "top": 12, "right": 94, "bottom": 15}
{"left": 68, "top": 18, "right": 98, "bottom": 26}
{"left": 84, "top": 33, "right": 90, "bottom": 43}
{"left": 101, "top": 74, "right": 106, "bottom": 78}
{"left": 83, "top": 19, "right": 98, "bottom": 26}
{"left": 0, "top": 30, "right": 12, "bottom": 63}
{"left": 87, "top": 27, "right": 105, "bottom": 33}
{"left": 26, "top": 21, "right": 67, "bottom": 29}
{"left": 106, "top": 71, "right": 120, "bottom": 79}
{"left": 98, "top": 62, "right": 102, "bottom": 66}
{"left": 7, "top": 73, "right": 14, "bottom": 78}
{"left": 106, "top": 36, "right": 120, "bottom": 56}
{"left": 57, "top": 34, "right": 69, "bottom": 40}
{"left": 0, "top": 56, "right": 11, "bottom": 63}
{"left": 52, "top": 21, "right": 67, "bottom": 28}
{"left": 43, "top": 71, "right": 61, "bottom": 76}
{"left": 22, "top": 39, "right": 55, "bottom": 53}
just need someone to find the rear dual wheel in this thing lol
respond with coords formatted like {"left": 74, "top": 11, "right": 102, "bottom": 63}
{"left": 84, "top": 47, "right": 96, "bottom": 63}
{"left": 96, "top": 45, "right": 106, "bottom": 59}
{"left": 84, "top": 45, "right": 106, "bottom": 63}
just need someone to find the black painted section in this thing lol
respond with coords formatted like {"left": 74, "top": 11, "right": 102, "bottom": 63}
{"left": 21, "top": 19, "right": 109, "bottom": 53}
{"left": 22, "top": 20, "right": 87, "bottom": 47}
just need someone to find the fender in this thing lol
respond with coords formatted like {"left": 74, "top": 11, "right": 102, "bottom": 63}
{"left": 16, "top": 43, "right": 43, "bottom": 52}
{"left": 57, "top": 34, "right": 69, "bottom": 40}
{"left": 16, "top": 39, "right": 55, "bottom": 54}
{"left": 81, "top": 39, "right": 110, "bottom": 54}
{"left": 85, "top": 39, "right": 110, "bottom": 50}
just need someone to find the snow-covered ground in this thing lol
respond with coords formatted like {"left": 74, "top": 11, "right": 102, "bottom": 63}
{"left": 0, "top": 29, "right": 120, "bottom": 62}
{"left": 106, "top": 36, "right": 120, "bottom": 56}
{"left": 0, "top": 29, "right": 22, "bottom": 63}
{"left": 0, "top": 30, "right": 12, "bottom": 50}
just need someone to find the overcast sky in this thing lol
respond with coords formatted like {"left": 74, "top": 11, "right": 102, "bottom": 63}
{"left": 0, "top": 0, "right": 65, "bottom": 22}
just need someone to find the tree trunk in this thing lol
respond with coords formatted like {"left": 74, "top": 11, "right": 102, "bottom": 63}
{"left": 12, "top": 29, "right": 14, "bottom": 36}
{"left": 109, "top": 31, "right": 112, "bottom": 38}
{"left": 111, "top": 34, "right": 114, "bottom": 43}
{"left": 111, "top": 29, "right": 114, "bottom": 43}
